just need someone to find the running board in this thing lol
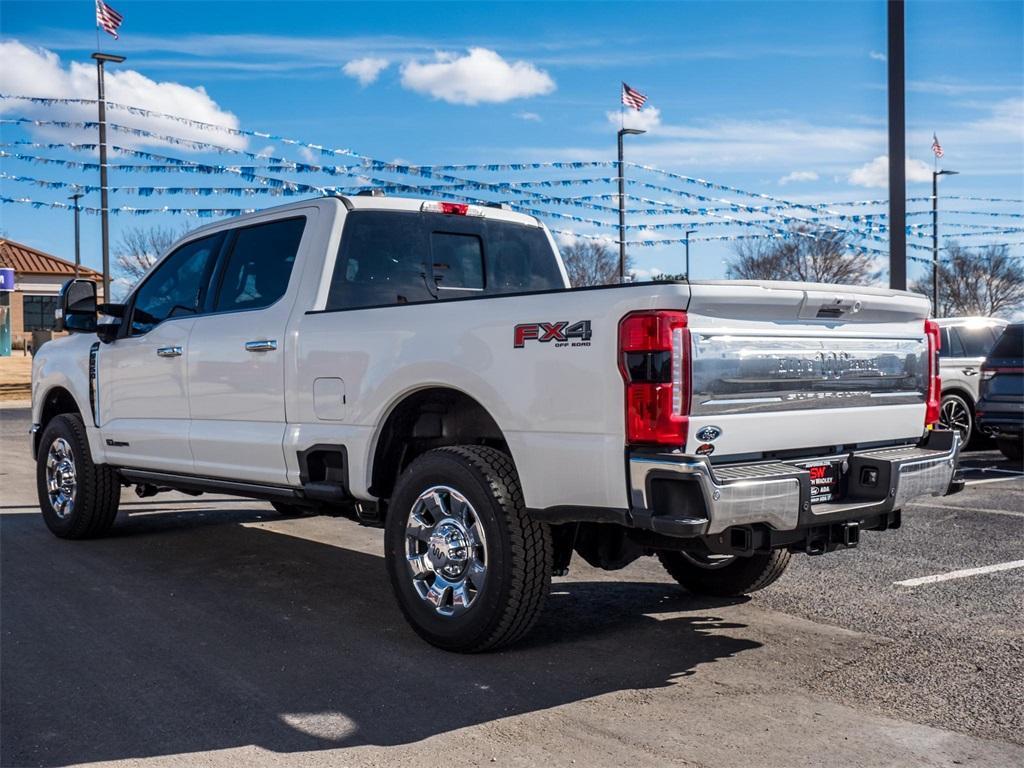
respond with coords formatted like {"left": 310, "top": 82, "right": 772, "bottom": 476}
{"left": 117, "top": 469, "right": 302, "bottom": 503}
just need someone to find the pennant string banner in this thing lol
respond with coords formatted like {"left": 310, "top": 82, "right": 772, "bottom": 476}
{"left": 1, "top": 96, "right": 1021, "bottom": 259}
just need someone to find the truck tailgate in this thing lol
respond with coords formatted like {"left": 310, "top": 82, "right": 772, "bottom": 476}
{"left": 685, "top": 281, "right": 931, "bottom": 459}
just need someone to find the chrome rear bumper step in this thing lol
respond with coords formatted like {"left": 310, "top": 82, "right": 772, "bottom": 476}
{"left": 628, "top": 429, "right": 960, "bottom": 538}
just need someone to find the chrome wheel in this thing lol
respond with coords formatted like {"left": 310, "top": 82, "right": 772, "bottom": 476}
{"left": 939, "top": 396, "right": 972, "bottom": 443}
{"left": 681, "top": 552, "right": 736, "bottom": 569}
{"left": 405, "top": 485, "right": 488, "bottom": 617}
{"left": 45, "top": 437, "right": 77, "bottom": 519}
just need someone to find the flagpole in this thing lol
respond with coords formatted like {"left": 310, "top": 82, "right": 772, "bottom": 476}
{"left": 92, "top": 51, "right": 125, "bottom": 301}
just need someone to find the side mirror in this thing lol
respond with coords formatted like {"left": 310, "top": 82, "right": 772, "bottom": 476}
{"left": 56, "top": 279, "right": 98, "bottom": 334}
{"left": 96, "top": 322, "right": 120, "bottom": 344}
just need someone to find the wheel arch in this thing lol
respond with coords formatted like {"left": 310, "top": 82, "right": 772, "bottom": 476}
{"left": 941, "top": 385, "right": 976, "bottom": 409}
{"left": 368, "top": 385, "right": 510, "bottom": 502}
{"left": 34, "top": 385, "right": 86, "bottom": 458}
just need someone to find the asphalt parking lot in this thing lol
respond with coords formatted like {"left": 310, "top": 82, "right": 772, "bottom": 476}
{"left": 2, "top": 404, "right": 1022, "bottom": 768}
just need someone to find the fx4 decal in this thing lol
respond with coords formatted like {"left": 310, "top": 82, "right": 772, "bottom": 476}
{"left": 514, "top": 321, "right": 593, "bottom": 349}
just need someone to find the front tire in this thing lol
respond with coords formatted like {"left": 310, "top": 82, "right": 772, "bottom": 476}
{"left": 36, "top": 414, "right": 121, "bottom": 539}
{"left": 384, "top": 446, "right": 552, "bottom": 652}
{"left": 657, "top": 549, "right": 791, "bottom": 597}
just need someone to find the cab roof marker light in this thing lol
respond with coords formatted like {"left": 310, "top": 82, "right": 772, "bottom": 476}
{"left": 420, "top": 201, "right": 484, "bottom": 217}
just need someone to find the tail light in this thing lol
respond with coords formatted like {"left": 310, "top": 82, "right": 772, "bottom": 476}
{"left": 981, "top": 365, "right": 1024, "bottom": 380}
{"left": 924, "top": 319, "right": 941, "bottom": 428}
{"left": 618, "top": 311, "right": 690, "bottom": 447}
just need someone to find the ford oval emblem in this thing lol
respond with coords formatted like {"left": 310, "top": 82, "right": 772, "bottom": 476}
{"left": 695, "top": 425, "right": 722, "bottom": 442}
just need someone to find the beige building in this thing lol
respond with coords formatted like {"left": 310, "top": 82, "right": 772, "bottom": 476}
{"left": 0, "top": 238, "right": 103, "bottom": 350}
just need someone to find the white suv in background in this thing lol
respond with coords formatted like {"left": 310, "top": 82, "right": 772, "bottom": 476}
{"left": 935, "top": 317, "right": 1009, "bottom": 444}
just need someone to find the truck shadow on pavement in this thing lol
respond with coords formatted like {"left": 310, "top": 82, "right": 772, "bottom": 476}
{"left": 1, "top": 507, "right": 759, "bottom": 767}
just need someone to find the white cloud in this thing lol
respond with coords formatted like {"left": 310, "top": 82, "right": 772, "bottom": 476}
{"left": 629, "top": 267, "right": 665, "bottom": 281}
{"left": 255, "top": 144, "right": 277, "bottom": 157}
{"left": 298, "top": 146, "right": 317, "bottom": 163}
{"left": 848, "top": 156, "right": 933, "bottom": 188}
{"left": 342, "top": 57, "right": 389, "bottom": 86}
{"left": 0, "top": 40, "right": 246, "bottom": 151}
{"left": 515, "top": 111, "right": 542, "bottom": 122}
{"left": 869, "top": 50, "right": 887, "bottom": 62}
{"left": 554, "top": 230, "right": 614, "bottom": 249}
{"left": 400, "top": 47, "right": 555, "bottom": 105}
{"left": 606, "top": 106, "right": 661, "bottom": 133}
{"left": 778, "top": 170, "right": 819, "bottom": 185}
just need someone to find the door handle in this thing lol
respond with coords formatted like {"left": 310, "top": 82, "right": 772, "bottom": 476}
{"left": 962, "top": 367, "right": 978, "bottom": 376}
{"left": 245, "top": 339, "right": 278, "bottom": 352}
{"left": 156, "top": 346, "right": 182, "bottom": 358}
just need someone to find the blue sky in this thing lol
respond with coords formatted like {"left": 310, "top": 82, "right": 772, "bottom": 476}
{"left": 1, "top": 0, "right": 1022, "bottom": 283}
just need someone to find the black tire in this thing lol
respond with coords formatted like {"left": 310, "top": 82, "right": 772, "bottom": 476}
{"left": 270, "top": 501, "right": 311, "bottom": 517}
{"left": 996, "top": 436, "right": 1023, "bottom": 464}
{"left": 939, "top": 392, "right": 973, "bottom": 445}
{"left": 657, "top": 549, "right": 791, "bottom": 597}
{"left": 384, "top": 446, "right": 552, "bottom": 652}
{"left": 36, "top": 413, "right": 120, "bottom": 539}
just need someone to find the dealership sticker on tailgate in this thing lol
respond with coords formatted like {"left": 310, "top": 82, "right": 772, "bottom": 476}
{"left": 805, "top": 462, "right": 840, "bottom": 503}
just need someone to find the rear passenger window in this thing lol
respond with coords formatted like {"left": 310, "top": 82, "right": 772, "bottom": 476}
{"left": 432, "top": 232, "right": 484, "bottom": 290}
{"left": 327, "top": 211, "right": 434, "bottom": 310}
{"left": 940, "top": 327, "right": 964, "bottom": 358}
{"left": 214, "top": 217, "right": 305, "bottom": 313}
{"left": 953, "top": 326, "right": 997, "bottom": 358}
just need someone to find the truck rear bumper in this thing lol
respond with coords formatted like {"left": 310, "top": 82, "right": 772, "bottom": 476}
{"left": 626, "top": 429, "right": 960, "bottom": 541}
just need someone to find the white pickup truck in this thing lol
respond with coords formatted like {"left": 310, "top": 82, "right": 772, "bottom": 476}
{"left": 32, "top": 194, "right": 961, "bottom": 651}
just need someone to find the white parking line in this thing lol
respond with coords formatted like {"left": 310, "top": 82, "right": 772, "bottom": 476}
{"left": 894, "top": 560, "right": 1024, "bottom": 588}
{"left": 908, "top": 501, "right": 1024, "bottom": 518}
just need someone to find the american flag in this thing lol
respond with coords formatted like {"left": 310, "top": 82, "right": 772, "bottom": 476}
{"left": 621, "top": 82, "right": 647, "bottom": 111}
{"left": 931, "top": 133, "right": 944, "bottom": 158}
{"left": 95, "top": 0, "right": 124, "bottom": 39}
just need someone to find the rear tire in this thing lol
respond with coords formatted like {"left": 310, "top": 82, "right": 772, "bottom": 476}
{"left": 36, "top": 414, "right": 121, "bottom": 539}
{"left": 997, "top": 437, "right": 1023, "bottom": 464}
{"left": 657, "top": 549, "right": 791, "bottom": 597}
{"left": 384, "top": 446, "right": 552, "bottom": 652}
{"left": 939, "top": 393, "right": 973, "bottom": 445}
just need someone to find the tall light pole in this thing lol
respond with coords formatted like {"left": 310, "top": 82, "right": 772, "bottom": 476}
{"left": 684, "top": 229, "right": 696, "bottom": 280}
{"left": 932, "top": 168, "right": 959, "bottom": 315}
{"left": 887, "top": 0, "right": 906, "bottom": 290}
{"left": 617, "top": 127, "right": 646, "bottom": 283}
{"left": 91, "top": 52, "right": 125, "bottom": 301}
{"left": 68, "top": 193, "right": 83, "bottom": 278}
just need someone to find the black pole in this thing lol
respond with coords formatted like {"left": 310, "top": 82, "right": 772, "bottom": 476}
{"left": 69, "top": 193, "right": 83, "bottom": 278}
{"left": 617, "top": 130, "right": 626, "bottom": 283}
{"left": 932, "top": 171, "right": 939, "bottom": 313}
{"left": 685, "top": 229, "right": 696, "bottom": 280}
{"left": 92, "top": 53, "right": 125, "bottom": 301}
{"left": 887, "top": 0, "right": 906, "bottom": 290}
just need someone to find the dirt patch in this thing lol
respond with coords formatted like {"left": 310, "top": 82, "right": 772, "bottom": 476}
{"left": 0, "top": 356, "right": 32, "bottom": 400}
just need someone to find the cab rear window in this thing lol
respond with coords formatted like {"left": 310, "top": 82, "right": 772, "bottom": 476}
{"left": 326, "top": 210, "right": 563, "bottom": 310}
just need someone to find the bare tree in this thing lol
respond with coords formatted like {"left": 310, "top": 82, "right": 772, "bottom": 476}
{"left": 561, "top": 239, "right": 631, "bottom": 287}
{"left": 113, "top": 225, "right": 185, "bottom": 287}
{"left": 911, "top": 242, "right": 1024, "bottom": 318}
{"left": 727, "top": 226, "right": 881, "bottom": 285}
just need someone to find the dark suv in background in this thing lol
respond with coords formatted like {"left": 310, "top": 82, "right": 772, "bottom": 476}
{"left": 977, "top": 323, "right": 1024, "bottom": 463}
